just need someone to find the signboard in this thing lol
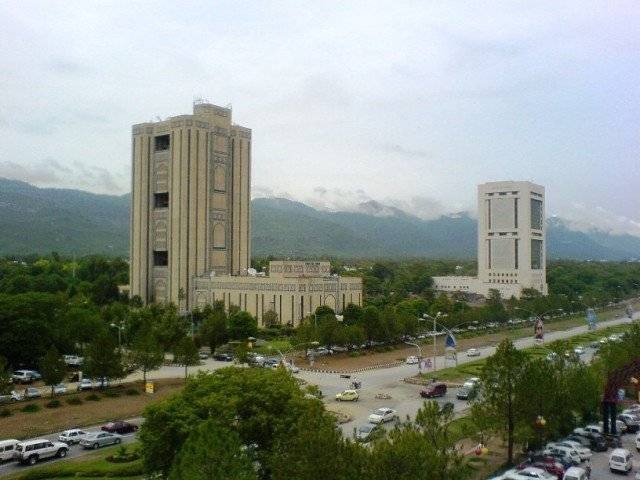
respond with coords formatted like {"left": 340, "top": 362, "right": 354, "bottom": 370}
{"left": 534, "top": 318, "right": 544, "bottom": 341}
{"left": 145, "top": 382, "right": 155, "bottom": 394}
{"left": 586, "top": 308, "right": 597, "bottom": 330}
{"left": 445, "top": 333, "right": 457, "bottom": 349}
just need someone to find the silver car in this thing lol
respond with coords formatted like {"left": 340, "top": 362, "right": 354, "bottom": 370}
{"left": 79, "top": 432, "right": 122, "bottom": 449}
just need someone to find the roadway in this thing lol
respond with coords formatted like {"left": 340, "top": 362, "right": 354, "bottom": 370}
{"left": 1, "top": 312, "right": 636, "bottom": 477}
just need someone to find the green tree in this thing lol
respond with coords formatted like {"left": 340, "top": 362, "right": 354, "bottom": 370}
{"left": 228, "top": 311, "right": 258, "bottom": 340}
{"left": 199, "top": 301, "right": 228, "bottom": 351}
{"left": 477, "top": 339, "right": 529, "bottom": 464}
{"left": 174, "top": 337, "right": 200, "bottom": 379}
{"left": 84, "top": 333, "right": 124, "bottom": 388}
{"left": 130, "top": 327, "right": 164, "bottom": 386}
{"left": 153, "top": 305, "right": 189, "bottom": 352}
{"left": 263, "top": 310, "right": 279, "bottom": 328}
{"left": 0, "top": 356, "right": 12, "bottom": 395}
{"left": 342, "top": 303, "right": 363, "bottom": 326}
{"left": 40, "top": 346, "right": 67, "bottom": 397}
{"left": 361, "top": 305, "right": 383, "bottom": 342}
{"left": 169, "top": 420, "right": 257, "bottom": 480}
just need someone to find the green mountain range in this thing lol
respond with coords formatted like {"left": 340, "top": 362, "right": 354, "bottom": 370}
{"left": 0, "top": 177, "right": 638, "bottom": 260}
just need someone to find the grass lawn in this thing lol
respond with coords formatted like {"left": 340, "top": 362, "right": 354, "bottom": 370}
{"left": 3, "top": 444, "right": 144, "bottom": 480}
{"left": 253, "top": 338, "right": 293, "bottom": 355}
{"left": 421, "top": 322, "right": 634, "bottom": 383}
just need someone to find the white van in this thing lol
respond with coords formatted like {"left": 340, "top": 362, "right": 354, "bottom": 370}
{"left": 0, "top": 439, "right": 19, "bottom": 462}
{"left": 563, "top": 466, "right": 588, "bottom": 480}
{"left": 609, "top": 447, "right": 632, "bottom": 474}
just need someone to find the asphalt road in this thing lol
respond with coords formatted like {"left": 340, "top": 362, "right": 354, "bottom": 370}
{"left": 1, "top": 313, "right": 635, "bottom": 477}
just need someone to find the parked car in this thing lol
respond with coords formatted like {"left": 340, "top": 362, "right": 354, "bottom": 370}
{"left": 23, "top": 387, "right": 41, "bottom": 399}
{"left": 456, "top": 384, "right": 477, "bottom": 400}
{"left": 14, "top": 439, "right": 68, "bottom": 465}
{"left": 405, "top": 355, "right": 419, "bottom": 365}
{"left": 101, "top": 421, "right": 138, "bottom": 434}
{"left": 53, "top": 383, "right": 67, "bottom": 395}
{"left": 586, "top": 432, "right": 608, "bottom": 452}
{"left": 618, "top": 413, "right": 640, "bottom": 432}
{"left": 543, "top": 452, "right": 574, "bottom": 470}
{"left": 502, "top": 466, "right": 555, "bottom": 479}
{"left": 553, "top": 440, "right": 591, "bottom": 461}
{"left": 562, "top": 466, "right": 588, "bottom": 480}
{"left": 0, "top": 391, "right": 23, "bottom": 404}
{"left": 573, "top": 424, "right": 602, "bottom": 437}
{"left": 312, "top": 347, "right": 333, "bottom": 356}
{"left": 368, "top": 407, "right": 397, "bottom": 424}
{"left": 335, "top": 389, "right": 359, "bottom": 402}
{"left": 213, "top": 352, "right": 233, "bottom": 362}
{"left": 63, "top": 355, "right": 83, "bottom": 367}
{"left": 517, "top": 458, "right": 565, "bottom": 479}
{"left": 283, "top": 361, "right": 299, "bottom": 373}
{"left": 420, "top": 382, "right": 447, "bottom": 398}
{"left": 330, "top": 345, "right": 348, "bottom": 353}
{"left": 466, "top": 348, "right": 481, "bottom": 357}
{"left": 197, "top": 351, "right": 209, "bottom": 360}
{"left": 573, "top": 346, "right": 585, "bottom": 356}
{"left": 11, "top": 370, "right": 35, "bottom": 384}
{"left": 0, "top": 439, "right": 19, "bottom": 462}
{"left": 609, "top": 447, "right": 632, "bottom": 473}
{"left": 599, "top": 419, "right": 627, "bottom": 434}
{"left": 542, "top": 445, "right": 580, "bottom": 465}
{"left": 356, "top": 423, "right": 382, "bottom": 443}
{"left": 80, "top": 432, "right": 122, "bottom": 449}
{"left": 77, "top": 378, "right": 93, "bottom": 391}
{"left": 58, "top": 429, "right": 88, "bottom": 445}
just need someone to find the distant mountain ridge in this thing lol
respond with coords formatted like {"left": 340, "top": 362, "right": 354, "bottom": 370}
{"left": 0, "top": 177, "right": 638, "bottom": 260}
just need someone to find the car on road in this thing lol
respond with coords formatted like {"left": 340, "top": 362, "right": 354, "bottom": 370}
{"left": 15, "top": 439, "right": 68, "bottom": 465}
{"left": 405, "top": 356, "right": 419, "bottom": 364}
{"left": 11, "top": 370, "right": 35, "bottom": 384}
{"left": 101, "top": 421, "right": 138, "bottom": 434}
{"left": 23, "top": 387, "right": 41, "bottom": 399}
{"left": 53, "top": 383, "right": 67, "bottom": 395}
{"left": 356, "top": 423, "right": 382, "bottom": 443}
{"left": 368, "top": 407, "right": 397, "bottom": 424}
{"left": 420, "top": 382, "right": 447, "bottom": 398}
{"left": 335, "top": 389, "right": 359, "bottom": 402}
{"left": 466, "top": 348, "right": 481, "bottom": 357}
{"left": 456, "top": 383, "right": 477, "bottom": 401}
{"left": 609, "top": 447, "right": 632, "bottom": 473}
{"left": 0, "top": 439, "right": 19, "bottom": 462}
{"left": 197, "top": 351, "right": 209, "bottom": 360}
{"left": 58, "top": 429, "right": 88, "bottom": 445}
{"left": 80, "top": 432, "right": 122, "bottom": 450}
{"left": 213, "top": 352, "right": 233, "bottom": 362}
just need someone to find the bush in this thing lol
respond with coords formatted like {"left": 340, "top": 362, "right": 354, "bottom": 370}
{"left": 65, "top": 397, "right": 83, "bottom": 405}
{"left": 45, "top": 399, "right": 61, "bottom": 408}
{"left": 106, "top": 445, "right": 141, "bottom": 463}
{"left": 103, "top": 390, "right": 120, "bottom": 398}
{"left": 348, "top": 351, "right": 361, "bottom": 358}
{"left": 125, "top": 388, "right": 140, "bottom": 396}
{"left": 86, "top": 393, "right": 101, "bottom": 401}
{"left": 20, "top": 403, "right": 40, "bottom": 413}
{"left": 0, "top": 408, "right": 11, "bottom": 417}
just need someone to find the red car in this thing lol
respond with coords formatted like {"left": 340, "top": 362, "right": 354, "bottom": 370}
{"left": 101, "top": 421, "right": 138, "bottom": 434}
{"left": 420, "top": 382, "right": 447, "bottom": 398}
{"left": 516, "top": 458, "right": 565, "bottom": 480}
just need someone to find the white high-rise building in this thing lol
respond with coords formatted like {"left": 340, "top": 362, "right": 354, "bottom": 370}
{"left": 433, "top": 181, "right": 548, "bottom": 299}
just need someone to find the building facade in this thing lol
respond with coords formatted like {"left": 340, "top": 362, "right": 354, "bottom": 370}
{"left": 433, "top": 181, "right": 548, "bottom": 299}
{"left": 192, "top": 261, "right": 363, "bottom": 327}
{"left": 130, "top": 101, "right": 251, "bottom": 309}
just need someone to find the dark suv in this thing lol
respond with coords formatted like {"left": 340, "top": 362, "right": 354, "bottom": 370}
{"left": 420, "top": 382, "right": 447, "bottom": 398}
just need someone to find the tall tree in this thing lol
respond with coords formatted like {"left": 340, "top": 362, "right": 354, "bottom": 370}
{"left": 130, "top": 326, "right": 164, "bottom": 386}
{"left": 262, "top": 310, "right": 279, "bottom": 328}
{"left": 84, "top": 333, "right": 124, "bottom": 387}
{"left": 174, "top": 336, "right": 200, "bottom": 379}
{"left": 40, "top": 346, "right": 67, "bottom": 397}
{"left": 228, "top": 311, "right": 258, "bottom": 340}
{"left": 169, "top": 420, "right": 257, "bottom": 480}
{"left": 478, "top": 339, "right": 529, "bottom": 464}
{"left": 0, "top": 356, "right": 12, "bottom": 395}
{"left": 199, "top": 301, "right": 228, "bottom": 351}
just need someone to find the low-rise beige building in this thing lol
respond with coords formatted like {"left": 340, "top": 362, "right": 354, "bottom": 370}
{"left": 192, "top": 261, "right": 363, "bottom": 327}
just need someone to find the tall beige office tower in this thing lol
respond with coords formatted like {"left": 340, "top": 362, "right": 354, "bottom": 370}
{"left": 130, "top": 101, "right": 251, "bottom": 309}
{"left": 477, "top": 181, "right": 547, "bottom": 295}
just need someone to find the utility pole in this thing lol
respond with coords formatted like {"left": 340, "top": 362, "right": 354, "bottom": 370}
{"left": 433, "top": 315, "right": 437, "bottom": 374}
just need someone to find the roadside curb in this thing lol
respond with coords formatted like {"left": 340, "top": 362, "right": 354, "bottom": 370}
{"left": 299, "top": 361, "right": 404, "bottom": 375}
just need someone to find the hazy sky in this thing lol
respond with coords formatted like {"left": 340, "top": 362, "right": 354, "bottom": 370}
{"left": 1, "top": 1, "right": 639, "bottom": 235}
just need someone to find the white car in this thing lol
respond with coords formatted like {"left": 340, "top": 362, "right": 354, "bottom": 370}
{"left": 554, "top": 440, "right": 592, "bottom": 460}
{"left": 573, "top": 346, "right": 585, "bottom": 355}
{"left": 502, "top": 467, "right": 555, "bottom": 479}
{"left": 0, "top": 439, "right": 19, "bottom": 462}
{"left": 368, "top": 407, "right": 397, "bottom": 424}
{"left": 609, "top": 447, "right": 632, "bottom": 473}
{"left": 574, "top": 424, "right": 602, "bottom": 437}
{"left": 563, "top": 466, "right": 588, "bottom": 480}
{"left": 543, "top": 444, "right": 580, "bottom": 465}
{"left": 198, "top": 351, "right": 209, "bottom": 360}
{"left": 466, "top": 348, "right": 481, "bottom": 357}
{"left": 405, "top": 356, "right": 419, "bottom": 364}
{"left": 15, "top": 439, "right": 68, "bottom": 465}
{"left": 11, "top": 370, "right": 35, "bottom": 384}
{"left": 58, "top": 429, "right": 88, "bottom": 445}
{"left": 63, "top": 355, "right": 84, "bottom": 367}
{"left": 53, "top": 383, "right": 67, "bottom": 395}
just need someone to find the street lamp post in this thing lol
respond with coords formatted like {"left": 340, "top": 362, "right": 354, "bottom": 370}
{"left": 422, "top": 312, "right": 446, "bottom": 373}
{"left": 109, "top": 321, "right": 125, "bottom": 352}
